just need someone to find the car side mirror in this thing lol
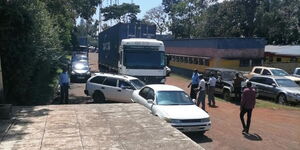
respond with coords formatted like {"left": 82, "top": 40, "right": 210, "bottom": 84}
{"left": 272, "top": 83, "right": 277, "bottom": 87}
{"left": 147, "top": 99, "right": 154, "bottom": 104}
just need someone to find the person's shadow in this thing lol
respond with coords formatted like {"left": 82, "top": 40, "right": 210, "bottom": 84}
{"left": 243, "top": 133, "right": 263, "bottom": 141}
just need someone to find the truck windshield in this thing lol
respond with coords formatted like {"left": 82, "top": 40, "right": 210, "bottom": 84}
{"left": 123, "top": 46, "right": 165, "bottom": 69}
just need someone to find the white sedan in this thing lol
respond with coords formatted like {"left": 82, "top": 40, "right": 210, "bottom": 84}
{"left": 131, "top": 84, "right": 211, "bottom": 133}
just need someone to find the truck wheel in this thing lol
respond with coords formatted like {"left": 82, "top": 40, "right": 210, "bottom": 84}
{"left": 277, "top": 94, "right": 287, "bottom": 105}
{"left": 93, "top": 91, "right": 105, "bottom": 103}
{"left": 223, "top": 90, "right": 231, "bottom": 101}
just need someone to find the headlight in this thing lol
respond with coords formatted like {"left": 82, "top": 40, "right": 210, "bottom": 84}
{"left": 202, "top": 118, "right": 210, "bottom": 122}
{"left": 161, "top": 78, "right": 166, "bottom": 83}
{"left": 287, "top": 92, "right": 297, "bottom": 97}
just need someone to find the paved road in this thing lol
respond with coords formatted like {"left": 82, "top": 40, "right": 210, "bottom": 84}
{"left": 70, "top": 52, "right": 300, "bottom": 150}
{"left": 0, "top": 104, "right": 203, "bottom": 150}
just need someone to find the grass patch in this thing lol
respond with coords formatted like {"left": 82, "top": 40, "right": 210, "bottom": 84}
{"left": 170, "top": 73, "right": 300, "bottom": 111}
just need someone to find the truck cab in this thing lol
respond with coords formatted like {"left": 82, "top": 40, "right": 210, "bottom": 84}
{"left": 118, "top": 38, "right": 166, "bottom": 84}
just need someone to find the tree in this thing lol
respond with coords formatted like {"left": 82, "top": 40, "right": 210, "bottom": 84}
{"left": 0, "top": 0, "right": 102, "bottom": 105}
{"left": 143, "top": 6, "right": 169, "bottom": 35}
{"left": 101, "top": 3, "right": 140, "bottom": 23}
{"left": 166, "top": 0, "right": 217, "bottom": 38}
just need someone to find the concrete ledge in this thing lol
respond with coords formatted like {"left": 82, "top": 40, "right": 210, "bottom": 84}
{"left": 0, "top": 104, "right": 204, "bottom": 150}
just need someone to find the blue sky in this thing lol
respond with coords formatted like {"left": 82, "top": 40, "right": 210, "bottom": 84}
{"left": 92, "top": 0, "right": 163, "bottom": 22}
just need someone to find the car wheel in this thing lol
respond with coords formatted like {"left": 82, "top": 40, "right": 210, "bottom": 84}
{"left": 199, "top": 131, "right": 206, "bottom": 135}
{"left": 277, "top": 94, "right": 287, "bottom": 105}
{"left": 223, "top": 90, "right": 231, "bottom": 101}
{"left": 93, "top": 91, "right": 105, "bottom": 103}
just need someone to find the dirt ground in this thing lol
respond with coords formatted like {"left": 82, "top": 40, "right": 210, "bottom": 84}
{"left": 69, "top": 52, "right": 300, "bottom": 150}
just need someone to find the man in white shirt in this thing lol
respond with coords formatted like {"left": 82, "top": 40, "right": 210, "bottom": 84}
{"left": 197, "top": 74, "right": 206, "bottom": 111}
{"left": 208, "top": 73, "right": 217, "bottom": 107}
{"left": 59, "top": 67, "right": 70, "bottom": 104}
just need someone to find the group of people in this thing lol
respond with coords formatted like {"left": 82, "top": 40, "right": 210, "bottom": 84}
{"left": 188, "top": 69, "right": 256, "bottom": 134}
{"left": 188, "top": 69, "right": 217, "bottom": 111}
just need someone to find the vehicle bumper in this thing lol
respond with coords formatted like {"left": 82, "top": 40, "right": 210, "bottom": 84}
{"left": 171, "top": 122, "right": 211, "bottom": 132}
{"left": 135, "top": 76, "right": 166, "bottom": 84}
{"left": 71, "top": 74, "right": 91, "bottom": 80}
{"left": 287, "top": 95, "right": 300, "bottom": 103}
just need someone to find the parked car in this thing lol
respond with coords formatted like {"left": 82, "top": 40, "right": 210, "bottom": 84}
{"left": 71, "top": 62, "right": 91, "bottom": 82}
{"left": 131, "top": 84, "right": 211, "bottom": 133}
{"left": 84, "top": 73, "right": 145, "bottom": 103}
{"left": 248, "top": 76, "right": 300, "bottom": 104}
{"left": 247, "top": 66, "right": 300, "bottom": 85}
{"left": 293, "top": 68, "right": 300, "bottom": 78}
{"left": 203, "top": 68, "right": 246, "bottom": 100}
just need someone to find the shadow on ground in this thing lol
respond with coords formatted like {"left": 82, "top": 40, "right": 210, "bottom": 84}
{"left": 243, "top": 133, "right": 263, "bottom": 141}
{"left": 0, "top": 106, "right": 52, "bottom": 142}
{"left": 184, "top": 132, "right": 213, "bottom": 144}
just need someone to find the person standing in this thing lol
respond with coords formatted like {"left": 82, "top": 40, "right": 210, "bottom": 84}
{"left": 187, "top": 69, "right": 200, "bottom": 100}
{"left": 240, "top": 81, "right": 256, "bottom": 134}
{"left": 59, "top": 67, "right": 70, "bottom": 104}
{"left": 197, "top": 74, "right": 206, "bottom": 111}
{"left": 233, "top": 73, "right": 244, "bottom": 101}
{"left": 208, "top": 73, "right": 217, "bottom": 107}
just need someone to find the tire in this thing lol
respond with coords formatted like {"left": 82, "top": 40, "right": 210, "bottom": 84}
{"left": 93, "top": 91, "right": 105, "bottom": 103}
{"left": 223, "top": 90, "right": 231, "bottom": 101}
{"left": 199, "top": 131, "right": 206, "bottom": 135}
{"left": 277, "top": 93, "right": 287, "bottom": 105}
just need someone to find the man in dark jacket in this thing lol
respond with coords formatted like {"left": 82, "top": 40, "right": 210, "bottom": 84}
{"left": 240, "top": 81, "right": 256, "bottom": 134}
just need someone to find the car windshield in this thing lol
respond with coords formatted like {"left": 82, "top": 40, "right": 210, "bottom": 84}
{"left": 222, "top": 71, "right": 236, "bottom": 81}
{"left": 271, "top": 69, "right": 289, "bottom": 76}
{"left": 130, "top": 79, "right": 145, "bottom": 89}
{"left": 156, "top": 91, "right": 194, "bottom": 105}
{"left": 276, "top": 79, "right": 299, "bottom": 87}
{"left": 124, "top": 45, "right": 165, "bottom": 69}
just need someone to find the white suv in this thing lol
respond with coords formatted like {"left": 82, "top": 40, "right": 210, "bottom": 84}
{"left": 84, "top": 73, "right": 145, "bottom": 103}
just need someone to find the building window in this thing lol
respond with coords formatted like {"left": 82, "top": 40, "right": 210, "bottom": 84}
{"left": 188, "top": 57, "right": 193, "bottom": 64}
{"left": 276, "top": 58, "right": 281, "bottom": 62}
{"left": 198, "top": 58, "right": 203, "bottom": 65}
{"left": 193, "top": 58, "right": 198, "bottom": 64}
{"left": 240, "top": 59, "right": 250, "bottom": 67}
{"left": 269, "top": 56, "right": 273, "bottom": 62}
{"left": 179, "top": 56, "right": 183, "bottom": 62}
{"left": 290, "top": 57, "right": 297, "bottom": 62}
{"left": 204, "top": 59, "right": 209, "bottom": 66}
{"left": 252, "top": 59, "right": 262, "bottom": 66}
{"left": 184, "top": 57, "right": 188, "bottom": 63}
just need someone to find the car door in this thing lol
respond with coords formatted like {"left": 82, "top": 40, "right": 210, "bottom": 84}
{"left": 114, "top": 80, "right": 135, "bottom": 103}
{"left": 249, "top": 77, "right": 265, "bottom": 97}
{"left": 261, "top": 78, "right": 277, "bottom": 98}
{"left": 87, "top": 76, "right": 106, "bottom": 95}
{"left": 101, "top": 77, "right": 118, "bottom": 101}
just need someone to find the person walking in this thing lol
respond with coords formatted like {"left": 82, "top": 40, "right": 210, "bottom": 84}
{"left": 196, "top": 74, "right": 206, "bottom": 111}
{"left": 240, "top": 81, "right": 256, "bottom": 134}
{"left": 233, "top": 73, "right": 244, "bottom": 101}
{"left": 187, "top": 69, "right": 200, "bottom": 100}
{"left": 207, "top": 73, "right": 217, "bottom": 107}
{"left": 59, "top": 67, "right": 70, "bottom": 104}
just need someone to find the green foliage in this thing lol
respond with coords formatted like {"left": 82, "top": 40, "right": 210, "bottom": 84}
{"left": 0, "top": 0, "right": 101, "bottom": 105}
{"left": 101, "top": 3, "right": 140, "bottom": 23}
{"left": 167, "top": 0, "right": 300, "bottom": 44}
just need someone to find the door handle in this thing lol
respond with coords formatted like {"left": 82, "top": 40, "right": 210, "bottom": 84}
{"left": 101, "top": 87, "right": 105, "bottom": 89}
{"left": 117, "top": 89, "right": 121, "bottom": 92}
